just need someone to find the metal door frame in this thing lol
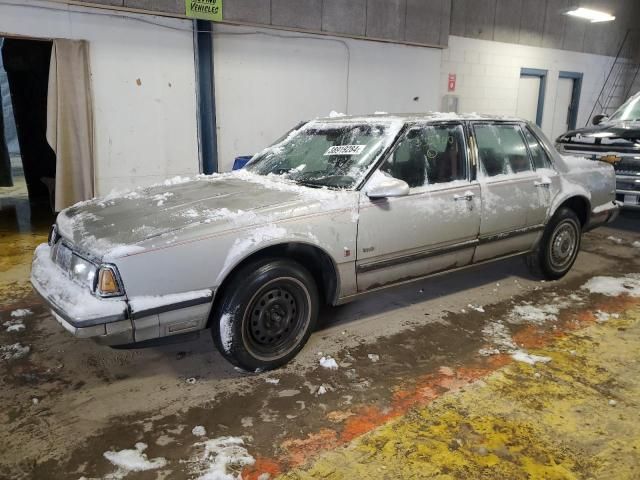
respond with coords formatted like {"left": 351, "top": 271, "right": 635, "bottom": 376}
{"left": 520, "top": 68, "right": 548, "bottom": 127}
{"left": 558, "top": 71, "right": 583, "bottom": 131}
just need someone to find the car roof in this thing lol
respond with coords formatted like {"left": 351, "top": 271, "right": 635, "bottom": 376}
{"left": 311, "top": 112, "right": 524, "bottom": 123}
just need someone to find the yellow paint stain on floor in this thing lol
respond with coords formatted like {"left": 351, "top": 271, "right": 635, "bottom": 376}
{"left": 281, "top": 307, "right": 640, "bottom": 479}
{"left": 1, "top": 176, "right": 53, "bottom": 304}
{"left": 0, "top": 230, "right": 47, "bottom": 303}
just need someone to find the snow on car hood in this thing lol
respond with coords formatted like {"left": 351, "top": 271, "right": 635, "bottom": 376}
{"left": 56, "top": 171, "right": 356, "bottom": 260}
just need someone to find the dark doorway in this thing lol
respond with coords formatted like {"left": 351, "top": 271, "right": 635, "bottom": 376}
{"left": 1, "top": 37, "right": 56, "bottom": 233}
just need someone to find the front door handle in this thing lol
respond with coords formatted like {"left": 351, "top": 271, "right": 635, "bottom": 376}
{"left": 534, "top": 180, "right": 551, "bottom": 188}
{"left": 454, "top": 191, "right": 476, "bottom": 201}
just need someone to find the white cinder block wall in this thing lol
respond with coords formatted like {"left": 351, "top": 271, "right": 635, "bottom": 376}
{"left": 441, "top": 36, "right": 616, "bottom": 139}
{"left": 0, "top": 0, "right": 200, "bottom": 195}
{"left": 212, "top": 24, "right": 442, "bottom": 172}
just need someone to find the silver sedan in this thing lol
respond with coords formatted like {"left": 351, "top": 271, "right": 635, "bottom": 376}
{"left": 31, "top": 114, "right": 619, "bottom": 371}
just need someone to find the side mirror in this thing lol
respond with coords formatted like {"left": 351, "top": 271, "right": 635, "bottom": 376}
{"left": 365, "top": 173, "right": 410, "bottom": 199}
{"left": 592, "top": 114, "right": 608, "bottom": 126}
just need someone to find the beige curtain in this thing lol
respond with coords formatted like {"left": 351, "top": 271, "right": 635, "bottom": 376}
{"left": 47, "top": 39, "right": 94, "bottom": 211}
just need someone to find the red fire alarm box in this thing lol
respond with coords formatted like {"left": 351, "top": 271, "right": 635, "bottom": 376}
{"left": 448, "top": 73, "right": 456, "bottom": 92}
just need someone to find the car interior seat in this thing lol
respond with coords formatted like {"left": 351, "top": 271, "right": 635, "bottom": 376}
{"left": 479, "top": 148, "right": 506, "bottom": 176}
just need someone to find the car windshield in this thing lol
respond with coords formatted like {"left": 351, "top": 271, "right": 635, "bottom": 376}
{"left": 608, "top": 94, "right": 640, "bottom": 122}
{"left": 246, "top": 120, "right": 403, "bottom": 189}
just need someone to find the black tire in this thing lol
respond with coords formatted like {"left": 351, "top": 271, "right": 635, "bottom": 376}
{"left": 526, "top": 207, "right": 581, "bottom": 280}
{"left": 211, "top": 258, "right": 319, "bottom": 371}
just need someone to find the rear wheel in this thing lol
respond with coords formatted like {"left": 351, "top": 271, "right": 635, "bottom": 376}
{"left": 212, "top": 259, "right": 319, "bottom": 371}
{"left": 526, "top": 207, "right": 581, "bottom": 280}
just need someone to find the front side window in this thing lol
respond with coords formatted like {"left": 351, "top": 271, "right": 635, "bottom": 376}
{"left": 474, "top": 124, "right": 532, "bottom": 177}
{"left": 380, "top": 124, "right": 467, "bottom": 188}
{"left": 246, "top": 120, "right": 403, "bottom": 189}
{"left": 523, "top": 127, "right": 552, "bottom": 169}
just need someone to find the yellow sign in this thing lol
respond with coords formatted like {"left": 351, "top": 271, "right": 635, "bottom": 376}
{"left": 186, "top": 0, "right": 222, "bottom": 21}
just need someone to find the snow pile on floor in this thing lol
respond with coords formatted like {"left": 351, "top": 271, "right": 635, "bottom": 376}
{"left": 189, "top": 436, "right": 255, "bottom": 480}
{"left": 103, "top": 442, "right": 167, "bottom": 475}
{"left": 481, "top": 321, "right": 554, "bottom": 366}
{"left": 606, "top": 235, "right": 624, "bottom": 244}
{"left": 467, "top": 304, "right": 485, "bottom": 313}
{"left": 192, "top": 426, "right": 207, "bottom": 437}
{"left": 319, "top": 356, "right": 339, "bottom": 370}
{"left": 508, "top": 303, "right": 560, "bottom": 324}
{"left": 511, "top": 351, "right": 552, "bottom": 365}
{"left": 10, "top": 309, "right": 32, "bottom": 318}
{"left": 633, "top": 241, "right": 640, "bottom": 248}
{"left": 581, "top": 274, "right": 640, "bottom": 297}
{"left": 481, "top": 321, "right": 517, "bottom": 353}
{"left": 3, "top": 320, "right": 25, "bottom": 332}
{"left": 0, "top": 343, "right": 30, "bottom": 361}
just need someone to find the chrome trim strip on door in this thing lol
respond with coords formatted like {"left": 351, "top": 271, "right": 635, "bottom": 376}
{"left": 477, "top": 224, "right": 545, "bottom": 244}
{"left": 356, "top": 239, "right": 479, "bottom": 274}
{"left": 342, "top": 250, "right": 532, "bottom": 304}
{"left": 356, "top": 224, "right": 546, "bottom": 274}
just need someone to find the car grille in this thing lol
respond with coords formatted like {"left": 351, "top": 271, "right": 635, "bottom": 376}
{"left": 560, "top": 143, "right": 640, "bottom": 155}
{"left": 556, "top": 143, "right": 640, "bottom": 174}
{"left": 616, "top": 158, "right": 640, "bottom": 174}
{"left": 617, "top": 179, "right": 640, "bottom": 192}
{"left": 51, "top": 241, "right": 74, "bottom": 272}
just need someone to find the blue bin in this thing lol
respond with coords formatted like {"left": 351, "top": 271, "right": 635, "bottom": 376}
{"left": 232, "top": 156, "right": 253, "bottom": 170}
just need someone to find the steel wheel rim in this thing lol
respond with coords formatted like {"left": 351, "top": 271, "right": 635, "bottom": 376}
{"left": 242, "top": 277, "right": 311, "bottom": 361}
{"left": 549, "top": 220, "right": 579, "bottom": 271}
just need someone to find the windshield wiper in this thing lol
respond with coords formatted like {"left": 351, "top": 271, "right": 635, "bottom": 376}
{"left": 293, "top": 179, "right": 328, "bottom": 189}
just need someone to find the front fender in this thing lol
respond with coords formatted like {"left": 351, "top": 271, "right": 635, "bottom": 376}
{"left": 213, "top": 228, "right": 338, "bottom": 288}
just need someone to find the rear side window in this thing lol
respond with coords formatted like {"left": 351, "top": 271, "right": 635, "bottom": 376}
{"left": 474, "top": 124, "right": 532, "bottom": 177}
{"left": 523, "top": 127, "right": 552, "bottom": 169}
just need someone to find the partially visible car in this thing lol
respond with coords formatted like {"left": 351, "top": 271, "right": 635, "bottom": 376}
{"left": 556, "top": 91, "right": 640, "bottom": 209}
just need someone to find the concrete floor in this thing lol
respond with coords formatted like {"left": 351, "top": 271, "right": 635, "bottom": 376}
{"left": 0, "top": 192, "right": 639, "bottom": 479}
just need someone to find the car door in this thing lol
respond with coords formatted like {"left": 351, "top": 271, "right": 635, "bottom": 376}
{"left": 522, "top": 124, "right": 562, "bottom": 222}
{"left": 471, "top": 122, "right": 545, "bottom": 262}
{"left": 356, "top": 122, "right": 481, "bottom": 292}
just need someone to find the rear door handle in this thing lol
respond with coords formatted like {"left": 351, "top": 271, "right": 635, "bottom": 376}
{"left": 454, "top": 191, "right": 476, "bottom": 201}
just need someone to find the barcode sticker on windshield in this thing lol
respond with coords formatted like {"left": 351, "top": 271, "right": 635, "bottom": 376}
{"left": 324, "top": 145, "right": 366, "bottom": 156}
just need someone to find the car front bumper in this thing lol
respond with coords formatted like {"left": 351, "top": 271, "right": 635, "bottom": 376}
{"left": 31, "top": 244, "right": 134, "bottom": 345}
{"left": 615, "top": 174, "right": 640, "bottom": 209}
{"left": 31, "top": 244, "right": 214, "bottom": 346}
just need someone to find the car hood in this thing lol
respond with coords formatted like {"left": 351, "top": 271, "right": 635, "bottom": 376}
{"left": 56, "top": 172, "right": 355, "bottom": 260}
{"left": 556, "top": 120, "right": 640, "bottom": 145}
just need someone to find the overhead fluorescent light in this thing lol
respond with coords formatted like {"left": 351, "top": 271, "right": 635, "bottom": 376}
{"left": 565, "top": 7, "right": 615, "bottom": 23}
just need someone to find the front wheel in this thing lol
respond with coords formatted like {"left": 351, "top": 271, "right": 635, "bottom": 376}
{"left": 526, "top": 207, "right": 581, "bottom": 280}
{"left": 212, "top": 259, "right": 319, "bottom": 371}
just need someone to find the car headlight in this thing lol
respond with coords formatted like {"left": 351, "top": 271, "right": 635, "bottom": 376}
{"left": 96, "top": 265, "right": 124, "bottom": 297}
{"left": 70, "top": 254, "right": 97, "bottom": 289}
